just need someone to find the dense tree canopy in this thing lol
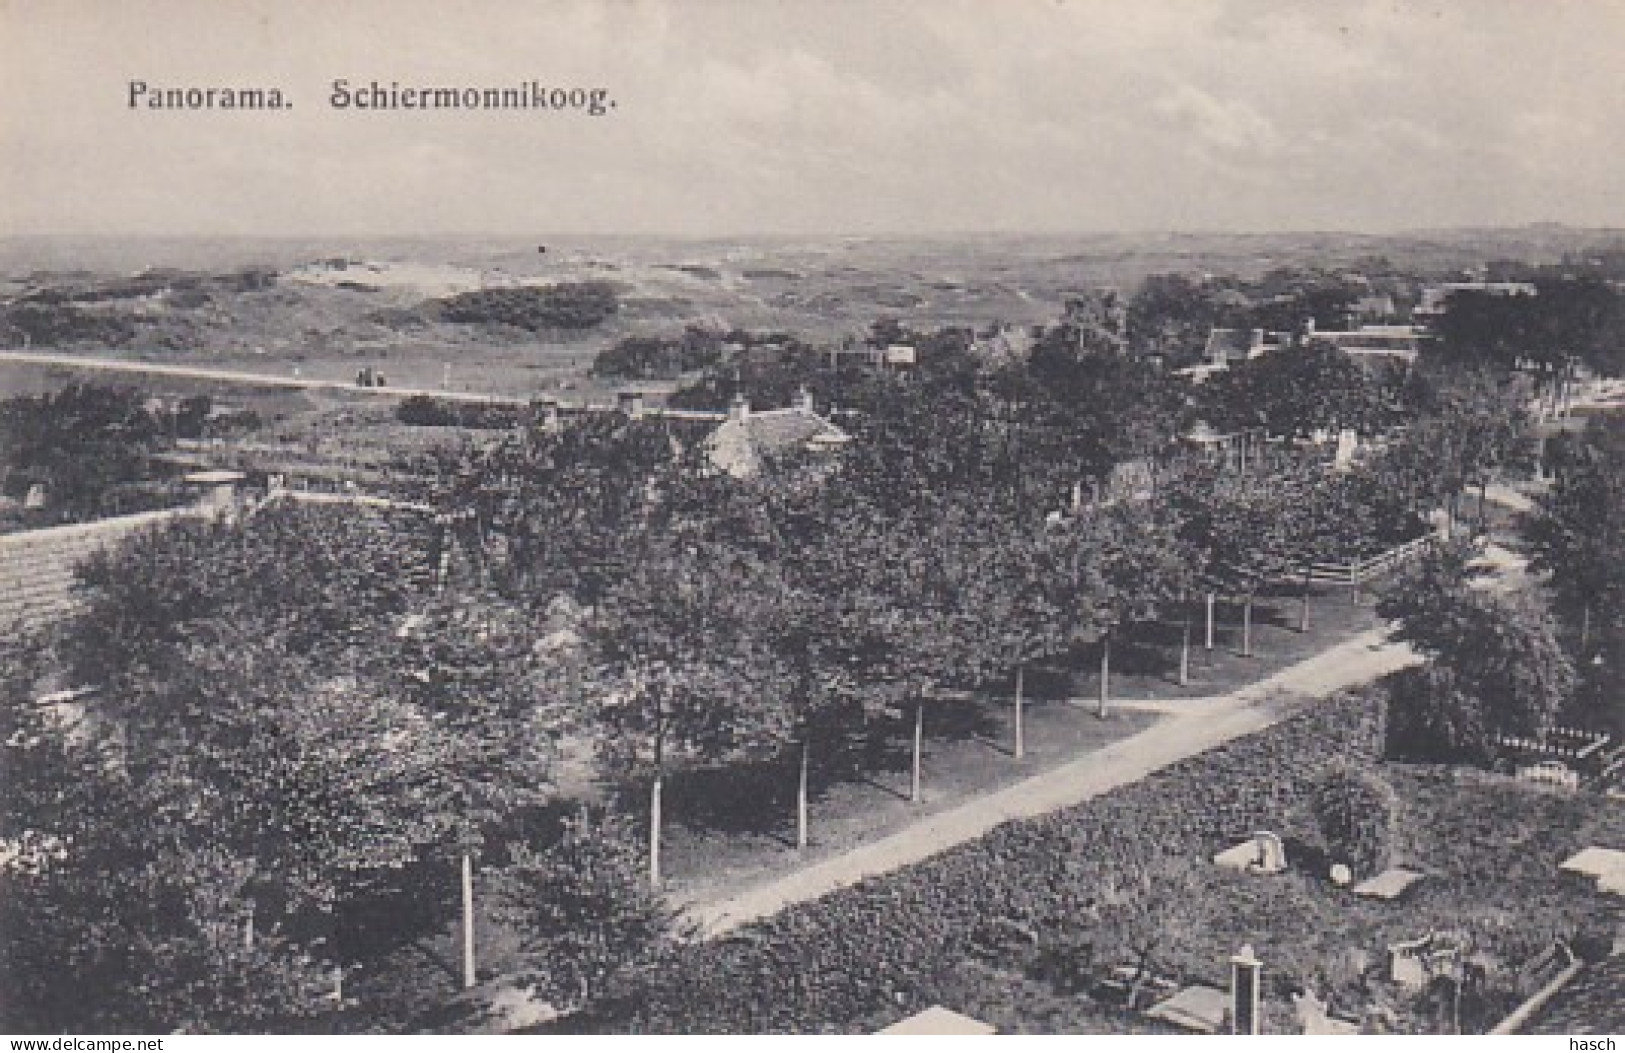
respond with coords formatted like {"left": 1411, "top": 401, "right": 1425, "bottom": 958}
{"left": 1431, "top": 278, "right": 1625, "bottom": 379}
{"left": 1525, "top": 416, "right": 1625, "bottom": 636}
{"left": 1197, "top": 340, "right": 1393, "bottom": 439}
{"left": 0, "top": 383, "right": 167, "bottom": 521}
{"left": 1378, "top": 542, "right": 1574, "bottom": 760}
{"left": 0, "top": 635, "right": 337, "bottom": 1033}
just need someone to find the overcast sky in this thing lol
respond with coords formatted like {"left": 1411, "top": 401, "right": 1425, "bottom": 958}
{"left": 3, "top": 0, "right": 1623, "bottom": 237}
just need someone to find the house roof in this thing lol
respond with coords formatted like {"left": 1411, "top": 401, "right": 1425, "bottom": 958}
{"left": 877, "top": 1006, "right": 996, "bottom": 1035}
{"left": 1318, "top": 331, "right": 1425, "bottom": 354}
{"left": 1205, "top": 328, "right": 1256, "bottom": 357}
{"left": 1204, "top": 327, "right": 1290, "bottom": 364}
{"left": 703, "top": 406, "right": 850, "bottom": 478}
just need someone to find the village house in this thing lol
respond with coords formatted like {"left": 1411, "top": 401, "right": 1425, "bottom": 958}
{"left": 1173, "top": 327, "right": 1290, "bottom": 382}
{"left": 1178, "top": 319, "right": 1425, "bottom": 382}
{"left": 1414, "top": 280, "right": 1538, "bottom": 318}
{"left": 1306, "top": 320, "right": 1426, "bottom": 364}
{"left": 702, "top": 389, "right": 851, "bottom": 479}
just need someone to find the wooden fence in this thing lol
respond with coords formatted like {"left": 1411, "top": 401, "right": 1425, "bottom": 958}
{"left": 1303, "top": 533, "right": 1437, "bottom": 588}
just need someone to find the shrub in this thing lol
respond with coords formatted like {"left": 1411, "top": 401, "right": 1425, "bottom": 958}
{"left": 1385, "top": 664, "right": 1494, "bottom": 764}
{"left": 489, "top": 813, "right": 682, "bottom": 1010}
{"left": 1309, "top": 766, "right": 1400, "bottom": 878}
{"left": 396, "top": 396, "right": 520, "bottom": 430}
{"left": 590, "top": 329, "right": 728, "bottom": 380}
{"left": 0, "top": 302, "right": 138, "bottom": 347}
{"left": 436, "top": 282, "right": 619, "bottom": 332}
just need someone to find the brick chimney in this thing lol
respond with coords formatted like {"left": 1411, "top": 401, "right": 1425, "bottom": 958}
{"left": 536, "top": 396, "right": 562, "bottom": 433}
{"left": 728, "top": 391, "right": 751, "bottom": 423}
{"left": 617, "top": 390, "right": 645, "bottom": 419}
{"left": 793, "top": 386, "right": 815, "bottom": 414}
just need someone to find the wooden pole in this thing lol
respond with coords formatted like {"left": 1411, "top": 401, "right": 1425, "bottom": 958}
{"left": 648, "top": 774, "right": 663, "bottom": 886}
{"left": 1013, "top": 663, "right": 1025, "bottom": 760}
{"left": 796, "top": 737, "right": 810, "bottom": 850}
{"left": 1300, "top": 568, "right": 1312, "bottom": 633}
{"left": 1179, "top": 616, "right": 1191, "bottom": 687}
{"left": 1241, "top": 596, "right": 1254, "bottom": 658}
{"left": 1205, "top": 592, "right": 1215, "bottom": 650}
{"left": 1097, "top": 630, "right": 1111, "bottom": 719}
{"left": 461, "top": 852, "right": 476, "bottom": 990}
{"left": 910, "top": 701, "right": 924, "bottom": 803}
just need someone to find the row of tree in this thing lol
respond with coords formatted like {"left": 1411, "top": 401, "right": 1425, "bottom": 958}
{"left": 395, "top": 361, "right": 1460, "bottom": 883}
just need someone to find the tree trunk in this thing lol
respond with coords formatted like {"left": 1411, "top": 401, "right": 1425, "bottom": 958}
{"left": 910, "top": 700, "right": 924, "bottom": 803}
{"left": 796, "top": 736, "right": 810, "bottom": 851}
{"left": 1478, "top": 478, "right": 1489, "bottom": 530}
{"left": 243, "top": 912, "right": 254, "bottom": 951}
{"left": 1097, "top": 630, "right": 1112, "bottom": 719}
{"left": 1205, "top": 592, "right": 1215, "bottom": 650}
{"left": 1013, "top": 663, "right": 1026, "bottom": 760}
{"left": 648, "top": 773, "right": 663, "bottom": 886}
{"left": 1241, "top": 596, "right": 1254, "bottom": 658}
{"left": 1581, "top": 602, "right": 1592, "bottom": 653}
{"left": 1299, "top": 568, "right": 1312, "bottom": 633}
{"left": 461, "top": 852, "right": 477, "bottom": 990}
{"left": 1179, "top": 616, "right": 1191, "bottom": 687}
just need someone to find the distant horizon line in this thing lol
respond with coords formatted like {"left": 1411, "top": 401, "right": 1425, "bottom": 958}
{"left": 4, "top": 222, "right": 1623, "bottom": 243}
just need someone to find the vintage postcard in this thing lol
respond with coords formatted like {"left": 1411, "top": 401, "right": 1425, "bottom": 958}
{"left": 2, "top": 0, "right": 1623, "bottom": 1039}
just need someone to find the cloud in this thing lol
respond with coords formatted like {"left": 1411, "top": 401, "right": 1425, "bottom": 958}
{"left": 1154, "top": 81, "right": 1283, "bottom": 158}
{"left": 2, "top": 0, "right": 1623, "bottom": 236}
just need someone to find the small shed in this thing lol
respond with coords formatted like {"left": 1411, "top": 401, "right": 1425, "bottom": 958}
{"left": 1352, "top": 867, "right": 1427, "bottom": 901}
{"left": 182, "top": 469, "right": 245, "bottom": 510}
{"left": 1144, "top": 985, "right": 1229, "bottom": 1033}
